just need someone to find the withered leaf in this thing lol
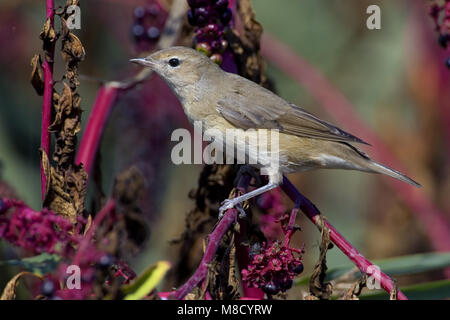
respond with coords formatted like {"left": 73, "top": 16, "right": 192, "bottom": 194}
{"left": 309, "top": 216, "right": 333, "bottom": 299}
{"left": 0, "top": 272, "right": 40, "bottom": 300}
{"left": 61, "top": 28, "right": 85, "bottom": 63}
{"left": 30, "top": 54, "right": 45, "bottom": 96}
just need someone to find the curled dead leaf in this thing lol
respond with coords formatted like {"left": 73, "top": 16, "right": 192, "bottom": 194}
{"left": 61, "top": 26, "right": 85, "bottom": 63}
{"left": 40, "top": 149, "right": 52, "bottom": 198}
{"left": 30, "top": 54, "right": 45, "bottom": 96}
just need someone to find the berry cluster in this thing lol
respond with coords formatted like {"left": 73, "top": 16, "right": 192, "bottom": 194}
{"left": 429, "top": 0, "right": 450, "bottom": 68}
{"left": 131, "top": 1, "right": 167, "bottom": 52}
{"left": 241, "top": 240, "right": 303, "bottom": 295}
{"left": 187, "top": 0, "right": 232, "bottom": 65}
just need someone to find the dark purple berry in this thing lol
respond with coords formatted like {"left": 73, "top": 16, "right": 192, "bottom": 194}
{"left": 215, "top": 0, "right": 229, "bottom": 11}
{"left": 147, "top": 26, "right": 160, "bottom": 40}
{"left": 446, "top": 57, "right": 450, "bottom": 69}
{"left": 131, "top": 24, "right": 145, "bottom": 39}
{"left": 147, "top": 3, "right": 160, "bottom": 17}
{"left": 133, "top": 6, "right": 146, "bottom": 20}
{"left": 196, "top": 42, "right": 212, "bottom": 56}
{"left": 41, "top": 280, "right": 55, "bottom": 297}
{"left": 262, "top": 283, "right": 279, "bottom": 295}
{"left": 220, "top": 8, "right": 232, "bottom": 25}
{"left": 293, "top": 263, "right": 304, "bottom": 274}
{"left": 98, "top": 254, "right": 114, "bottom": 269}
{"left": 0, "top": 199, "right": 5, "bottom": 212}
{"left": 187, "top": 9, "right": 196, "bottom": 26}
{"left": 280, "top": 279, "right": 293, "bottom": 291}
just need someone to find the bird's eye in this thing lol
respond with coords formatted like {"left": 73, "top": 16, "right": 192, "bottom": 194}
{"left": 168, "top": 58, "right": 180, "bottom": 67}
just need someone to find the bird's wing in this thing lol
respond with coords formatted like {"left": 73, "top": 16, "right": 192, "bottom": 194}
{"left": 216, "top": 75, "right": 368, "bottom": 145}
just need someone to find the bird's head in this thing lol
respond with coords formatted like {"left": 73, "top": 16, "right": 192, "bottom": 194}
{"left": 130, "top": 46, "right": 219, "bottom": 89}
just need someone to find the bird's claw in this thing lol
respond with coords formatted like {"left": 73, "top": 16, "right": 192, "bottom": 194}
{"left": 218, "top": 199, "right": 246, "bottom": 219}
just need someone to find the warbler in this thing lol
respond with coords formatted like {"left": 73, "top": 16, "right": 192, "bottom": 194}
{"left": 130, "top": 47, "right": 420, "bottom": 214}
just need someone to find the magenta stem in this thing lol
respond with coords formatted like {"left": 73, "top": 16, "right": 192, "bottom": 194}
{"left": 75, "top": 84, "right": 119, "bottom": 175}
{"left": 280, "top": 176, "right": 407, "bottom": 300}
{"left": 40, "top": 0, "right": 55, "bottom": 202}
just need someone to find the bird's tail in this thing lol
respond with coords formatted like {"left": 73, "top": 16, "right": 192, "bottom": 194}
{"left": 365, "top": 160, "right": 421, "bottom": 188}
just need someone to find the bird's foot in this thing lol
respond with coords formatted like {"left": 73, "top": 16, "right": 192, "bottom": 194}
{"left": 218, "top": 199, "right": 246, "bottom": 219}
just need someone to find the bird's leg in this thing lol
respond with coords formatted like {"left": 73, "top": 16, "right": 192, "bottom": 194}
{"left": 219, "top": 181, "right": 279, "bottom": 216}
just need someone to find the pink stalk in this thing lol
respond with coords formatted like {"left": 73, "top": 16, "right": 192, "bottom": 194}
{"left": 40, "top": 0, "right": 55, "bottom": 201}
{"left": 73, "top": 198, "right": 115, "bottom": 266}
{"left": 75, "top": 84, "right": 119, "bottom": 174}
{"left": 261, "top": 33, "right": 450, "bottom": 253}
{"left": 280, "top": 176, "right": 407, "bottom": 300}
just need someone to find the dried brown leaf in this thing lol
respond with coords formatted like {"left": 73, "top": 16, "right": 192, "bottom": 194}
{"left": 309, "top": 216, "right": 333, "bottom": 299}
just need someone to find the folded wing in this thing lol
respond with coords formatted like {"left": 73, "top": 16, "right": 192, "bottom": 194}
{"left": 216, "top": 74, "right": 368, "bottom": 145}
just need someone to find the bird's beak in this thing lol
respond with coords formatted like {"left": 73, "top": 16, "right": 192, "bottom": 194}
{"left": 129, "top": 57, "right": 156, "bottom": 68}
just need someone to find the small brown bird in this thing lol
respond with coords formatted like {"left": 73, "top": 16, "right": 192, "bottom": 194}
{"left": 130, "top": 47, "right": 420, "bottom": 214}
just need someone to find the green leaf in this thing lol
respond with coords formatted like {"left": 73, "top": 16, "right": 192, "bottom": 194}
{"left": 122, "top": 261, "right": 171, "bottom": 300}
{"left": 0, "top": 253, "right": 61, "bottom": 276}
{"left": 295, "top": 251, "right": 450, "bottom": 286}
{"left": 360, "top": 279, "right": 450, "bottom": 300}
